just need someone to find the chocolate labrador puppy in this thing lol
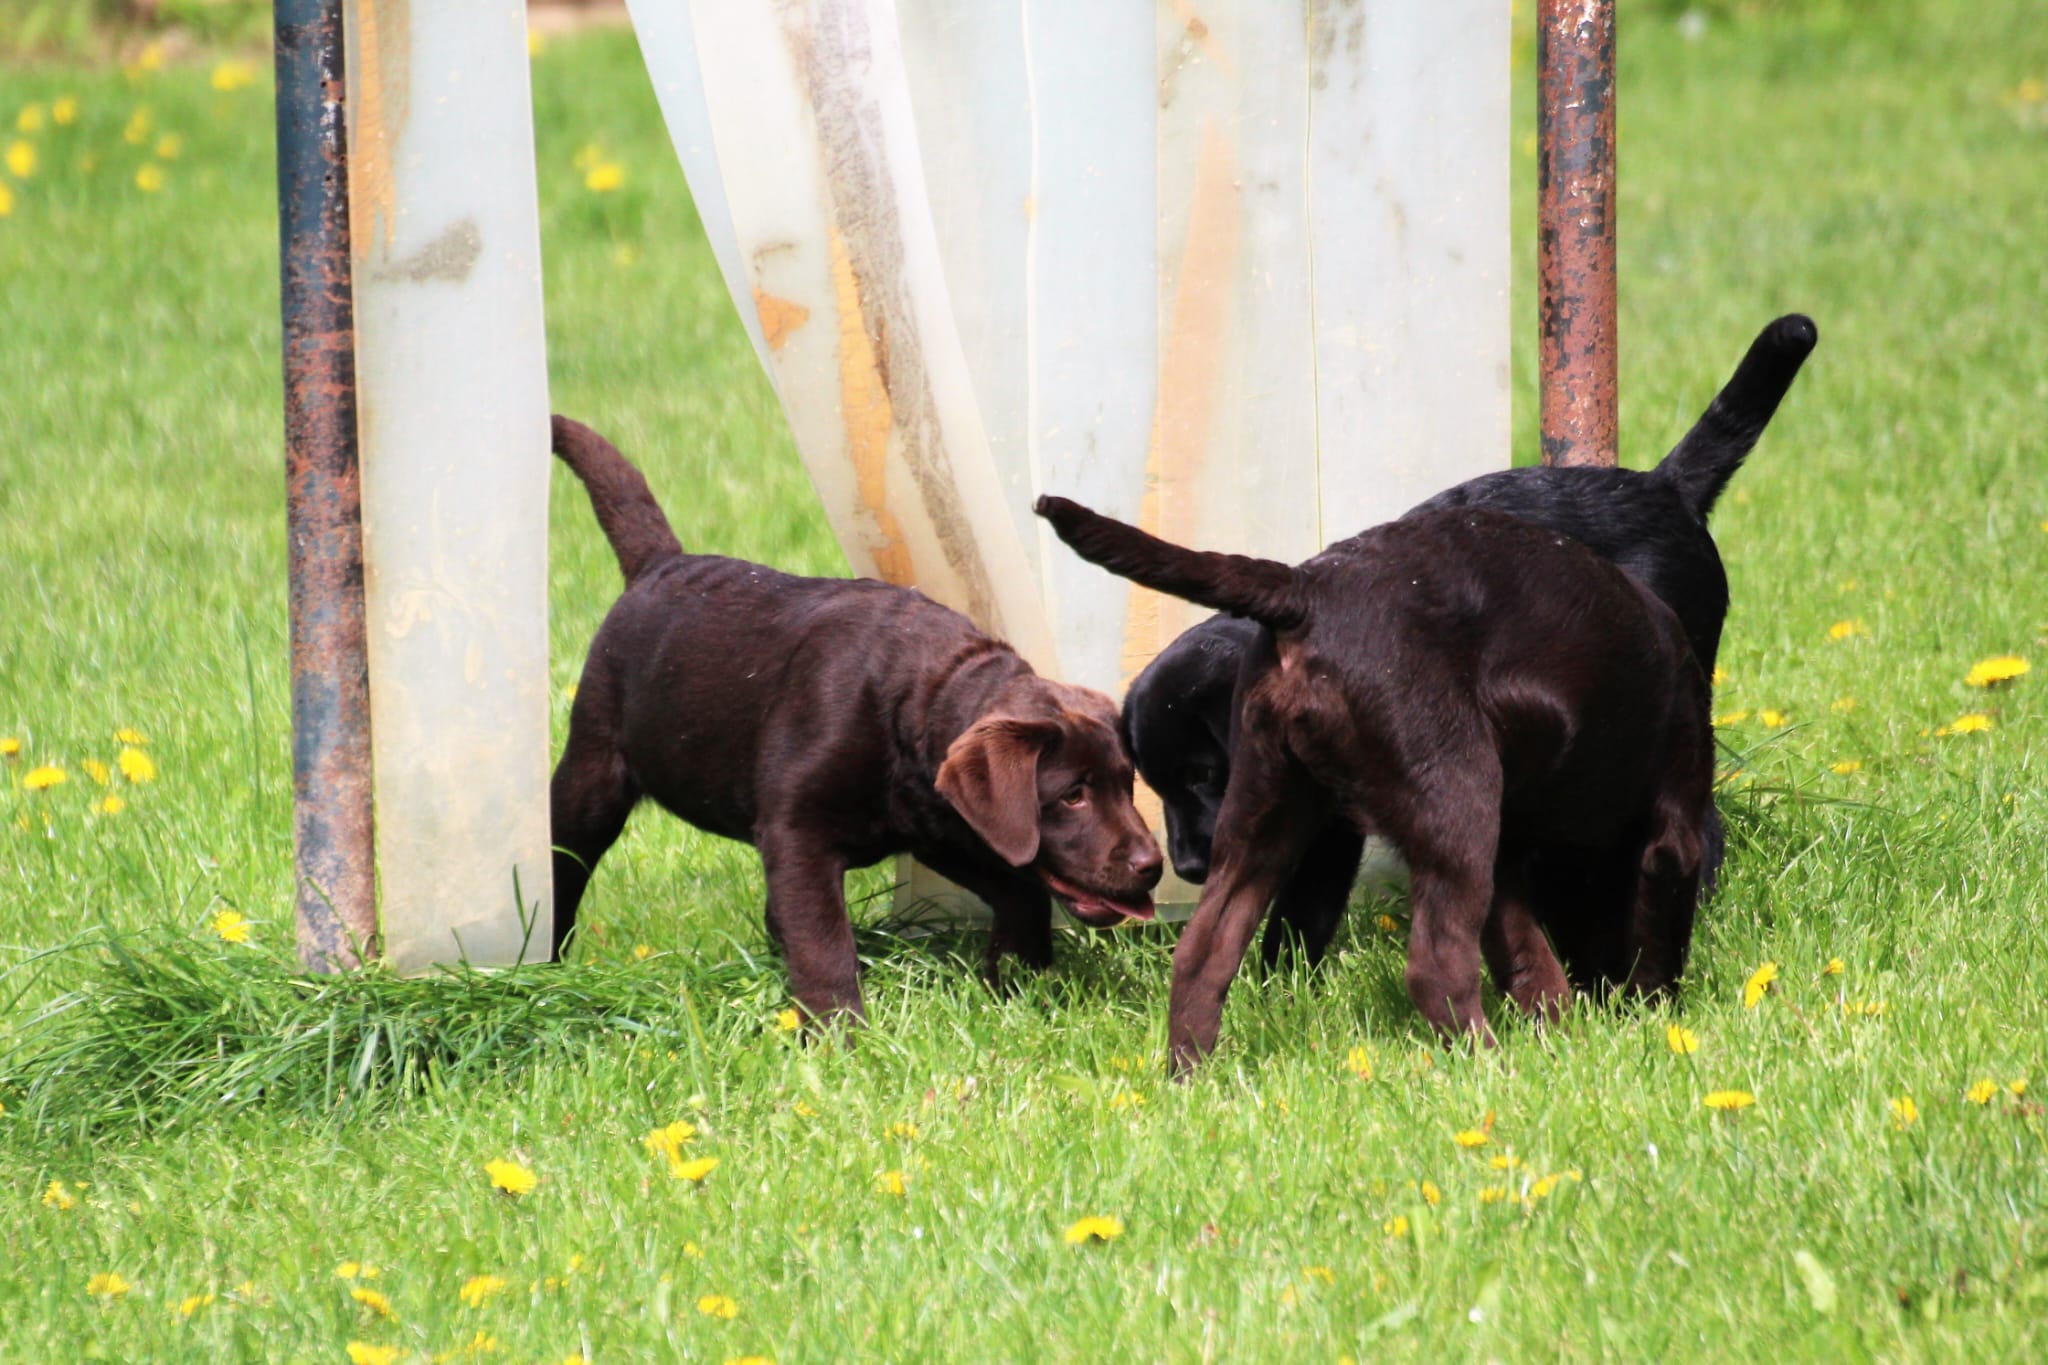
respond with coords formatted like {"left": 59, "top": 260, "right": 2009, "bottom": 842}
{"left": 1038, "top": 498, "right": 1714, "bottom": 1072}
{"left": 1126, "top": 314, "right": 1815, "bottom": 966}
{"left": 549, "top": 418, "right": 1163, "bottom": 1022}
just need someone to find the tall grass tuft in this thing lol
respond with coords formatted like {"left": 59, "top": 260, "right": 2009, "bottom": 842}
{"left": 0, "top": 926, "right": 786, "bottom": 1136}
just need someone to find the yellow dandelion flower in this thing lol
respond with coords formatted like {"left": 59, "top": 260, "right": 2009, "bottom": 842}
{"left": 1830, "top": 760, "right": 1861, "bottom": 775}
{"left": 335, "top": 1261, "right": 381, "bottom": 1280}
{"left": 792, "top": 1100, "right": 818, "bottom": 1118}
{"left": 135, "top": 162, "right": 165, "bottom": 192}
{"left": 17, "top": 103, "right": 46, "bottom": 132}
{"left": 1843, "top": 999, "right": 1888, "bottom": 1018}
{"left": 211, "top": 61, "right": 259, "bottom": 92}
{"left": 1890, "top": 1095, "right": 1918, "bottom": 1128}
{"left": 1453, "top": 1129, "right": 1488, "bottom": 1149}
{"left": 887, "top": 1120, "right": 919, "bottom": 1140}
{"left": 1822, "top": 958, "right": 1845, "bottom": 977}
{"left": 2010, "top": 1078, "right": 2029, "bottom": 1097}
{"left": 1488, "top": 1152, "right": 1524, "bottom": 1171}
{"left": 1945, "top": 713, "right": 1993, "bottom": 735}
{"left": 1420, "top": 1180, "right": 1441, "bottom": 1206}
{"left": 1531, "top": 1170, "right": 1581, "bottom": 1199}
{"left": 88, "top": 1272, "right": 132, "bottom": 1298}
{"left": 114, "top": 728, "right": 148, "bottom": 745}
{"left": 1383, "top": 1214, "right": 1409, "bottom": 1236}
{"left": 585, "top": 163, "right": 625, "bottom": 192}
{"left": 124, "top": 108, "right": 152, "bottom": 144}
{"left": 0, "top": 182, "right": 14, "bottom": 218}
{"left": 5, "top": 140, "right": 36, "bottom": 178}
{"left": 1827, "top": 620, "right": 1865, "bottom": 641}
{"left": 1966, "top": 1079, "right": 1997, "bottom": 1105}
{"left": 98, "top": 793, "right": 127, "bottom": 816}
{"left": 1713, "top": 709, "right": 1750, "bottom": 727}
{"left": 1703, "top": 1090, "right": 1755, "bottom": 1111}
{"left": 724, "top": 1358, "right": 774, "bottom": 1365}
{"left": 175, "top": 1292, "right": 215, "bottom": 1318}
{"left": 347, "top": 1345, "right": 400, "bottom": 1365}
{"left": 484, "top": 1158, "right": 536, "bottom": 1196}
{"left": 1710, "top": 665, "right": 1728, "bottom": 687}
{"left": 459, "top": 1274, "right": 507, "bottom": 1308}
{"left": 1742, "top": 961, "right": 1778, "bottom": 1008}
{"left": 209, "top": 910, "right": 252, "bottom": 943}
{"left": 642, "top": 1119, "right": 696, "bottom": 1159}
{"left": 350, "top": 1286, "right": 394, "bottom": 1317}
{"left": 877, "top": 1169, "right": 907, "bottom": 1197}
{"left": 23, "top": 764, "right": 65, "bottom": 790}
{"left": 53, "top": 95, "right": 78, "bottom": 124}
{"left": 0, "top": 736, "right": 20, "bottom": 757}
{"left": 118, "top": 747, "right": 156, "bottom": 782}
{"left": 1477, "top": 1186, "right": 1510, "bottom": 1204}
{"left": 1666, "top": 1024, "right": 1699, "bottom": 1055}
{"left": 1830, "top": 696, "right": 1858, "bottom": 713}
{"left": 776, "top": 1008, "right": 800, "bottom": 1032}
{"left": 632, "top": 943, "right": 652, "bottom": 960}
{"left": 1375, "top": 913, "right": 1399, "bottom": 933}
{"left": 683, "top": 1240, "right": 704, "bottom": 1259}
{"left": 80, "top": 758, "right": 110, "bottom": 784}
{"left": 43, "top": 1180, "right": 75, "bottom": 1210}
{"left": 1303, "top": 1265, "right": 1335, "bottom": 1284}
{"left": 1759, "top": 709, "right": 1789, "bottom": 729}
{"left": 674, "top": 1155, "right": 718, "bottom": 1184}
{"left": 696, "top": 1293, "right": 739, "bottom": 1319}
{"left": 129, "top": 40, "right": 165, "bottom": 75}
{"left": 155, "top": 133, "right": 183, "bottom": 160}
{"left": 1063, "top": 1215, "right": 1124, "bottom": 1244}
{"left": 1965, "top": 655, "right": 2029, "bottom": 688}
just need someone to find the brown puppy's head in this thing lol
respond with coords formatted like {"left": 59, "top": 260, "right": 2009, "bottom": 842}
{"left": 936, "top": 681, "right": 1164, "bottom": 927}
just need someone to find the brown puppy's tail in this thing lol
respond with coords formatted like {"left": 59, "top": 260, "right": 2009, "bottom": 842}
{"left": 1034, "top": 496, "right": 1308, "bottom": 630}
{"left": 551, "top": 416, "right": 684, "bottom": 584}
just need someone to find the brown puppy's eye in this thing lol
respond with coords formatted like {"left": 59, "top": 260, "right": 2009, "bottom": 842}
{"left": 1060, "top": 783, "right": 1088, "bottom": 808}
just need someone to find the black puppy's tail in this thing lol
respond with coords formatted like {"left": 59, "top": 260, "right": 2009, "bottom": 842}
{"left": 551, "top": 416, "right": 684, "bottom": 584}
{"left": 1035, "top": 496, "right": 1308, "bottom": 630}
{"left": 1655, "top": 313, "right": 1818, "bottom": 521}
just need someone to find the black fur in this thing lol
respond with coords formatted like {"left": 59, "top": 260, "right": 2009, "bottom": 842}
{"left": 1120, "top": 314, "right": 1816, "bottom": 963}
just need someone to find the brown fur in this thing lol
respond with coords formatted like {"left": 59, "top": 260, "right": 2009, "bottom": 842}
{"left": 1038, "top": 496, "right": 1713, "bottom": 1072}
{"left": 549, "top": 420, "right": 1162, "bottom": 1024}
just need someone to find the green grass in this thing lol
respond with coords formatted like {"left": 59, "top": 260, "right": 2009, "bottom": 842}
{"left": 4, "top": 2, "right": 2048, "bottom": 1358}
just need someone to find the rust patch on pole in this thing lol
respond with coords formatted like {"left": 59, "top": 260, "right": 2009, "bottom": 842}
{"left": 275, "top": 0, "right": 377, "bottom": 970}
{"left": 1537, "top": 0, "right": 1618, "bottom": 467}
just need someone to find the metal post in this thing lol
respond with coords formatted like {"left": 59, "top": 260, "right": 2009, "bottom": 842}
{"left": 274, "top": 0, "right": 377, "bottom": 970}
{"left": 1537, "top": 0, "right": 1617, "bottom": 467}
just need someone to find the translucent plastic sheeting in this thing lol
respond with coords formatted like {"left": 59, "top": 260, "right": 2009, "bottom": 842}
{"left": 628, "top": 0, "right": 1507, "bottom": 914}
{"left": 346, "top": 0, "right": 554, "bottom": 969}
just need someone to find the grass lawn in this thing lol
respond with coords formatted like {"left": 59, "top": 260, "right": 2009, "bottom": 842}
{"left": 4, "top": 3, "right": 2048, "bottom": 1359}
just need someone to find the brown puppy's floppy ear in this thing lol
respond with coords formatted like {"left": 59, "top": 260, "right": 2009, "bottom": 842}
{"left": 936, "top": 717, "right": 1061, "bottom": 866}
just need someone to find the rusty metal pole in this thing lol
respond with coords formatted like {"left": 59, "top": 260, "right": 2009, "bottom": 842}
{"left": 274, "top": 0, "right": 377, "bottom": 970}
{"left": 1537, "top": 0, "right": 1618, "bottom": 467}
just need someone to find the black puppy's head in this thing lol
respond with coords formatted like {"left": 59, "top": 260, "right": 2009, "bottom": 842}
{"left": 1122, "top": 616, "right": 1260, "bottom": 883}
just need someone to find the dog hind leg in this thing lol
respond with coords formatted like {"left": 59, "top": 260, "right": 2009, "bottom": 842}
{"left": 548, "top": 707, "right": 641, "bottom": 962}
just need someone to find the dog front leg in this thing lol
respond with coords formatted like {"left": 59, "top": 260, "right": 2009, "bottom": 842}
{"left": 1259, "top": 823, "right": 1365, "bottom": 972}
{"left": 759, "top": 832, "right": 862, "bottom": 1025}
{"left": 1621, "top": 719, "right": 1712, "bottom": 999}
{"left": 1482, "top": 854, "right": 1572, "bottom": 1024}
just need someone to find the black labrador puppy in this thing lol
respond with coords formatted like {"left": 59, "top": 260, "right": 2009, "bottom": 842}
{"left": 1038, "top": 499, "right": 1715, "bottom": 1071}
{"left": 1124, "top": 314, "right": 1815, "bottom": 969}
{"left": 548, "top": 418, "right": 1163, "bottom": 1022}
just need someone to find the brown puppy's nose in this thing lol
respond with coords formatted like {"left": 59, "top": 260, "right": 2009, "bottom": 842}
{"left": 1128, "top": 840, "right": 1164, "bottom": 887}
